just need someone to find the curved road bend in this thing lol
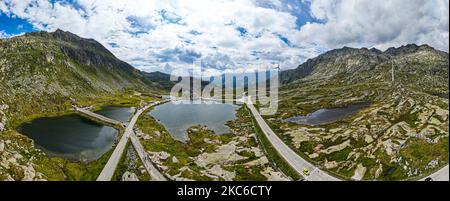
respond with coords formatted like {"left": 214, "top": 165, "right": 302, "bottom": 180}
{"left": 97, "top": 102, "right": 164, "bottom": 181}
{"left": 244, "top": 96, "right": 448, "bottom": 181}
{"left": 244, "top": 97, "right": 340, "bottom": 181}
{"left": 95, "top": 97, "right": 446, "bottom": 181}
{"left": 420, "top": 165, "right": 449, "bottom": 181}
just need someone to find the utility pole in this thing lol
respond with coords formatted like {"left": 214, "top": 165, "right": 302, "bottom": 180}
{"left": 391, "top": 60, "right": 395, "bottom": 83}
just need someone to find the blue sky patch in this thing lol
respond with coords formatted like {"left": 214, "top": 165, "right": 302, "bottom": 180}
{"left": 157, "top": 47, "right": 202, "bottom": 64}
{"left": 159, "top": 9, "right": 183, "bottom": 25}
{"left": 108, "top": 42, "right": 119, "bottom": 48}
{"left": 236, "top": 27, "right": 248, "bottom": 37}
{"left": 274, "top": 33, "right": 292, "bottom": 47}
{"left": 1, "top": 0, "right": 445, "bottom": 74}
{"left": 0, "top": 13, "right": 36, "bottom": 36}
{"left": 188, "top": 30, "right": 202, "bottom": 35}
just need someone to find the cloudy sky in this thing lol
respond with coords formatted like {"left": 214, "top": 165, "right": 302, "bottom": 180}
{"left": 0, "top": 0, "right": 448, "bottom": 75}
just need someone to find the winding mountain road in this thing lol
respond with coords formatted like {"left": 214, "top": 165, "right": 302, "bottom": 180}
{"left": 243, "top": 96, "right": 448, "bottom": 181}
{"left": 130, "top": 131, "right": 167, "bottom": 181}
{"left": 420, "top": 165, "right": 449, "bottom": 181}
{"left": 75, "top": 107, "right": 123, "bottom": 126}
{"left": 96, "top": 104, "right": 152, "bottom": 181}
{"left": 79, "top": 102, "right": 165, "bottom": 181}
{"left": 80, "top": 97, "right": 448, "bottom": 182}
{"left": 244, "top": 97, "right": 340, "bottom": 181}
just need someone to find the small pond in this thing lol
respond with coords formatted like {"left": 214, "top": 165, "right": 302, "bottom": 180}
{"left": 284, "top": 102, "right": 371, "bottom": 126}
{"left": 18, "top": 114, "right": 118, "bottom": 162}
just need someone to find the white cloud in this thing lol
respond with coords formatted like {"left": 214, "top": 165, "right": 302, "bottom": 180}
{"left": 0, "top": 30, "right": 10, "bottom": 38}
{"left": 298, "top": 0, "right": 449, "bottom": 51}
{"left": 1, "top": 0, "right": 316, "bottom": 74}
{"left": 0, "top": 30, "right": 24, "bottom": 38}
{"left": 0, "top": 0, "right": 448, "bottom": 76}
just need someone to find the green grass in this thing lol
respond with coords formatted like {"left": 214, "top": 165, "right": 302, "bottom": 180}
{"left": 328, "top": 147, "right": 352, "bottom": 162}
{"left": 400, "top": 137, "right": 449, "bottom": 180}
{"left": 2, "top": 94, "right": 157, "bottom": 181}
{"left": 112, "top": 141, "right": 131, "bottom": 181}
{"left": 112, "top": 141, "right": 151, "bottom": 181}
{"left": 244, "top": 105, "right": 302, "bottom": 181}
{"left": 226, "top": 165, "right": 266, "bottom": 181}
{"left": 136, "top": 114, "right": 214, "bottom": 180}
{"left": 135, "top": 105, "right": 296, "bottom": 181}
{"left": 0, "top": 130, "right": 114, "bottom": 181}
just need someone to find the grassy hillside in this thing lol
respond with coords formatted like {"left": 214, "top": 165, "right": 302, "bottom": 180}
{"left": 272, "top": 44, "right": 449, "bottom": 180}
{"left": 0, "top": 30, "right": 166, "bottom": 129}
{"left": 0, "top": 30, "right": 170, "bottom": 181}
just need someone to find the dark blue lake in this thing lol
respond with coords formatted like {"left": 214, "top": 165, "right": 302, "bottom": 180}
{"left": 285, "top": 102, "right": 370, "bottom": 126}
{"left": 18, "top": 114, "right": 118, "bottom": 162}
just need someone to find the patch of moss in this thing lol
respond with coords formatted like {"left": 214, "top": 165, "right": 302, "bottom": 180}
{"left": 245, "top": 106, "right": 302, "bottom": 180}
{"left": 328, "top": 147, "right": 352, "bottom": 162}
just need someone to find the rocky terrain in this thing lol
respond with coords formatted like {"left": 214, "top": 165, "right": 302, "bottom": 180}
{"left": 270, "top": 44, "right": 449, "bottom": 180}
{"left": 114, "top": 143, "right": 150, "bottom": 181}
{"left": 136, "top": 106, "right": 290, "bottom": 181}
{"left": 281, "top": 44, "right": 448, "bottom": 94}
{"left": 0, "top": 131, "right": 47, "bottom": 181}
{"left": 0, "top": 30, "right": 169, "bottom": 129}
{"left": 1, "top": 28, "right": 447, "bottom": 181}
{"left": 0, "top": 30, "right": 169, "bottom": 181}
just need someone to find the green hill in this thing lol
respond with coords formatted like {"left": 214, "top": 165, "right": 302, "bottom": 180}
{"left": 274, "top": 44, "right": 449, "bottom": 180}
{"left": 0, "top": 29, "right": 168, "bottom": 129}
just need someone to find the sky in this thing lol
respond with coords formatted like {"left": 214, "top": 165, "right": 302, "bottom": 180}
{"left": 0, "top": 0, "right": 449, "bottom": 76}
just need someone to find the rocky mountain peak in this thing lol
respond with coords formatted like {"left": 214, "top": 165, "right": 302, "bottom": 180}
{"left": 280, "top": 43, "right": 448, "bottom": 85}
{"left": 384, "top": 44, "right": 437, "bottom": 56}
{"left": 51, "top": 29, "right": 83, "bottom": 40}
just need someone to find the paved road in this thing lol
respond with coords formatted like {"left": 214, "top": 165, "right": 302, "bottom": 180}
{"left": 97, "top": 102, "right": 163, "bottom": 181}
{"left": 245, "top": 97, "right": 340, "bottom": 181}
{"left": 245, "top": 97, "right": 448, "bottom": 181}
{"left": 130, "top": 132, "right": 167, "bottom": 181}
{"left": 420, "top": 165, "right": 449, "bottom": 181}
{"left": 75, "top": 107, "right": 123, "bottom": 126}
{"left": 126, "top": 97, "right": 446, "bottom": 181}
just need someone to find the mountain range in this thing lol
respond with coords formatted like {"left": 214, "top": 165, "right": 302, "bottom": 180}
{"left": 0, "top": 30, "right": 448, "bottom": 181}
{"left": 0, "top": 30, "right": 171, "bottom": 128}
{"left": 280, "top": 44, "right": 448, "bottom": 97}
{"left": 1, "top": 30, "right": 449, "bottom": 130}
